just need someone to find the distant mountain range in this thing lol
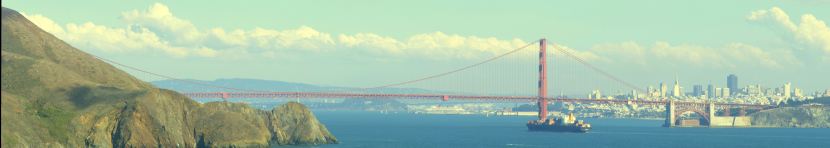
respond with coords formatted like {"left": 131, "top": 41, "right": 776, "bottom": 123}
{"left": 151, "top": 78, "right": 449, "bottom": 94}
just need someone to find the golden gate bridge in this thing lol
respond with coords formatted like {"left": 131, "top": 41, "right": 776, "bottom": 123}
{"left": 95, "top": 38, "right": 774, "bottom": 127}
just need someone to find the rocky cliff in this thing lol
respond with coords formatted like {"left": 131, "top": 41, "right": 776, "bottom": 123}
{"left": 1, "top": 7, "right": 336, "bottom": 147}
{"left": 750, "top": 106, "right": 830, "bottom": 128}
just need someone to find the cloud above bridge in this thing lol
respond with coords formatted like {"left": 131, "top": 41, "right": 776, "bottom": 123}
{"left": 21, "top": 3, "right": 827, "bottom": 69}
{"left": 748, "top": 7, "right": 830, "bottom": 61}
{"left": 23, "top": 3, "right": 536, "bottom": 60}
{"left": 586, "top": 41, "right": 801, "bottom": 69}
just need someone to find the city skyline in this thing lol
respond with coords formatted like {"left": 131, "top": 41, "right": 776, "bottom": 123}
{"left": 587, "top": 73, "right": 823, "bottom": 102}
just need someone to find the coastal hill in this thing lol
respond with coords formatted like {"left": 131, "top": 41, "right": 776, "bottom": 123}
{"left": 751, "top": 106, "right": 829, "bottom": 128}
{"left": 750, "top": 97, "right": 830, "bottom": 128}
{"left": 1, "top": 7, "right": 336, "bottom": 147}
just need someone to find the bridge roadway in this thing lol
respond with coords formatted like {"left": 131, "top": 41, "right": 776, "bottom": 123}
{"left": 182, "top": 92, "right": 771, "bottom": 109}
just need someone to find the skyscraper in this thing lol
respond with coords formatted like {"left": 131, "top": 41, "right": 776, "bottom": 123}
{"left": 727, "top": 74, "right": 738, "bottom": 95}
{"left": 660, "top": 82, "right": 667, "bottom": 98}
{"left": 722, "top": 88, "right": 730, "bottom": 98}
{"left": 693, "top": 85, "right": 704, "bottom": 96}
{"left": 707, "top": 84, "right": 715, "bottom": 98}
{"left": 631, "top": 89, "right": 638, "bottom": 99}
{"left": 672, "top": 77, "right": 681, "bottom": 97}
{"left": 784, "top": 82, "right": 791, "bottom": 98}
{"left": 747, "top": 84, "right": 762, "bottom": 97}
{"left": 794, "top": 88, "right": 803, "bottom": 98}
{"left": 589, "top": 89, "right": 602, "bottom": 99}
{"left": 647, "top": 86, "right": 656, "bottom": 97}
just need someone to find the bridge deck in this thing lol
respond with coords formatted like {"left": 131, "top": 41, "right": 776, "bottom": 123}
{"left": 182, "top": 92, "right": 771, "bottom": 108}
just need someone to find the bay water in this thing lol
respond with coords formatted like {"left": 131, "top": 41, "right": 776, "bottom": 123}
{"left": 293, "top": 111, "right": 829, "bottom": 148}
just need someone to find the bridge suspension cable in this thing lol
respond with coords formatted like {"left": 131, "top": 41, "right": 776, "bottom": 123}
{"left": 364, "top": 40, "right": 541, "bottom": 89}
{"left": 91, "top": 54, "right": 270, "bottom": 92}
{"left": 91, "top": 40, "right": 541, "bottom": 93}
{"left": 550, "top": 44, "right": 647, "bottom": 94}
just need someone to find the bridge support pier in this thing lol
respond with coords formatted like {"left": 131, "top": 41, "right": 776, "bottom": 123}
{"left": 708, "top": 103, "right": 715, "bottom": 126}
{"left": 664, "top": 100, "right": 675, "bottom": 127}
{"left": 724, "top": 107, "right": 731, "bottom": 116}
{"left": 738, "top": 108, "right": 746, "bottom": 116}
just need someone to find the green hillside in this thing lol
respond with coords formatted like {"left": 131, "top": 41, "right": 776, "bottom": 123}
{"left": 1, "top": 7, "right": 336, "bottom": 147}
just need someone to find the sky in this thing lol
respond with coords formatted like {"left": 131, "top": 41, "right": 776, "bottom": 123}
{"left": 3, "top": 0, "right": 829, "bottom": 95}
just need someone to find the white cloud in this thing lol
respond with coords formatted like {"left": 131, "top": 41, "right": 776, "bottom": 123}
{"left": 404, "top": 32, "right": 530, "bottom": 59}
{"left": 121, "top": 3, "right": 202, "bottom": 45}
{"left": 748, "top": 7, "right": 830, "bottom": 57}
{"left": 721, "top": 43, "right": 798, "bottom": 68}
{"left": 194, "top": 46, "right": 218, "bottom": 57}
{"left": 338, "top": 33, "right": 404, "bottom": 55}
{"left": 589, "top": 41, "right": 646, "bottom": 65}
{"left": 22, "top": 13, "right": 65, "bottom": 35}
{"left": 748, "top": 7, "right": 797, "bottom": 32}
{"left": 22, "top": 3, "right": 533, "bottom": 59}
{"left": 23, "top": 13, "right": 216, "bottom": 58}
{"left": 246, "top": 26, "right": 336, "bottom": 52}
{"left": 206, "top": 28, "right": 248, "bottom": 48}
{"left": 20, "top": 3, "right": 818, "bottom": 68}
{"left": 587, "top": 41, "right": 800, "bottom": 69}
{"left": 551, "top": 44, "right": 605, "bottom": 63}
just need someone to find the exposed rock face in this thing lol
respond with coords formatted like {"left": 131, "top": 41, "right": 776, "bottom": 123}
{"left": 750, "top": 106, "right": 830, "bottom": 128}
{"left": 1, "top": 7, "right": 336, "bottom": 147}
{"left": 265, "top": 102, "right": 337, "bottom": 145}
{"left": 191, "top": 102, "right": 337, "bottom": 147}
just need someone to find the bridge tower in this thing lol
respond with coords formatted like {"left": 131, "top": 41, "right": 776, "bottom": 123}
{"left": 221, "top": 92, "right": 230, "bottom": 102}
{"left": 537, "top": 38, "right": 548, "bottom": 121}
{"left": 664, "top": 100, "right": 675, "bottom": 127}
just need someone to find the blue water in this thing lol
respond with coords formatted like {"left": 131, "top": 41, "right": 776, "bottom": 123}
{"left": 298, "top": 111, "right": 829, "bottom": 148}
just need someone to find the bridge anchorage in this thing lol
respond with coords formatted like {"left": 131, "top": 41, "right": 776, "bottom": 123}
{"left": 664, "top": 101, "right": 762, "bottom": 127}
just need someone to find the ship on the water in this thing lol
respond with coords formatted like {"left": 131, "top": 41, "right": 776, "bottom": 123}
{"left": 527, "top": 113, "right": 591, "bottom": 133}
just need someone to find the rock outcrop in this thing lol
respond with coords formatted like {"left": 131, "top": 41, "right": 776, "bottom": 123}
{"left": 750, "top": 106, "right": 830, "bottom": 128}
{"left": 1, "top": 7, "right": 336, "bottom": 147}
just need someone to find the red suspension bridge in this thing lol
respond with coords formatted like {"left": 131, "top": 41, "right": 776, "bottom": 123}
{"left": 98, "top": 38, "right": 774, "bottom": 127}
